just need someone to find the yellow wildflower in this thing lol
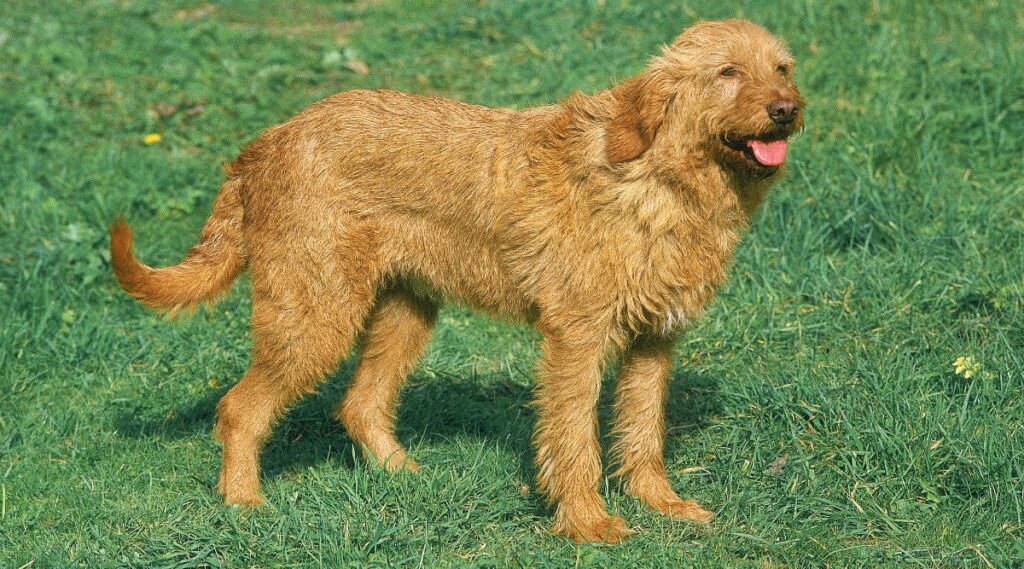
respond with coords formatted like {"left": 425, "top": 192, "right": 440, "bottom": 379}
{"left": 953, "top": 356, "right": 981, "bottom": 379}
{"left": 143, "top": 133, "right": 162, "bottom": 145}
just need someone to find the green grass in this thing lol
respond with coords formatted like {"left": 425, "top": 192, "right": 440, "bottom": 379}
{"left": 2, "top": 0, "right": 1023, "bottom": 566}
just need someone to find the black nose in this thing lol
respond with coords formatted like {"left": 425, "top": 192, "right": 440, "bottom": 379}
{"left": 767, "top": 99, "right": 798, "bottom": 124}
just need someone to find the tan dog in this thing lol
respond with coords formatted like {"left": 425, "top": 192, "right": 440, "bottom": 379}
{"left": 111, "top": 19, "right": 803, "bottom": 542}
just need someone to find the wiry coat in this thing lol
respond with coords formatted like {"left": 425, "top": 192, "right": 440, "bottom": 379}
{"left": 111, "top": 19, "right": 803, "bottom": 543}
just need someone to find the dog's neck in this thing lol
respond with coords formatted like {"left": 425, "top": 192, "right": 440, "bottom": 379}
{"left": 605, "top": 143, "right": 771, "bottom": 237}
{"left": 515, "top": 94, "right": 784, "bottom": 265}
{"left": 546, "top": 90, "right": 777, "bottom": 224}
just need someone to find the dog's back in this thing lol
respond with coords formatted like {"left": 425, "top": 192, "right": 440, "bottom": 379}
{"left": 247, "top": 90, "right": 517, "bottom": 216}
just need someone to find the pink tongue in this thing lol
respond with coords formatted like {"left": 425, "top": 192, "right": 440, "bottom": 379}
{"left": 747, "top": 139, "right": 788, "bottom": 167}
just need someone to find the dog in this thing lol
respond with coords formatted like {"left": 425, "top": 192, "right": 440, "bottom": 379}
{"left": 110, "top": 19, "right": 803, "bottom": 543}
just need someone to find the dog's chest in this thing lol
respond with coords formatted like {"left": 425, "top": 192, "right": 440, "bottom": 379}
{"left": 618, "top": 208, "right": 743, "bottom": 335}
{"left": 661, "top": 305, "right": 691, "bottom": 333}
{"left": 643, "top": 282, "right": 717, "bottom": 335}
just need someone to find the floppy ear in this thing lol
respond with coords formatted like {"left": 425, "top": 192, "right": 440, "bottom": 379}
{"left": 605, "top": 75, "right": 668, "bottom": 164}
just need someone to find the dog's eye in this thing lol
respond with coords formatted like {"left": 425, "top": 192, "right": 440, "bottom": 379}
{"left": 776, "top": 65, "right": 790, "bottom": 76}
{"left": 720, "top": 66, "right": 738, "bottom": 77}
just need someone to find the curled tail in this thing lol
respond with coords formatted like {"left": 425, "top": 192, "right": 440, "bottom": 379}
{"left": 110, "top": 176, "right": 246, "bottom": 313}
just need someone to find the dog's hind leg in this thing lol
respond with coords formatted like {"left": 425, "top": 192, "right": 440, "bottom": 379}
{"left": 337, "top": 288, "right": 437, "bottom": 472}
{"left": 610, "top": 336, "right": 714, "bottom": 523}
{"left": 214, "top": 245, "right": 378, "bottom": 506}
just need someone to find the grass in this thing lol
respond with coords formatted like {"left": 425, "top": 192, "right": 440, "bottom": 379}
{"left": 1, "top": 0, "right": 1023, "bottom": 566}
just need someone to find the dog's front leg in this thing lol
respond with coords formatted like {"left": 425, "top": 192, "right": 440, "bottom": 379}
{"left": 533, "top": 328, "right": 630, "bottom": 543}
{"left": 610, "top": 335, "right": 714, "bottom": 523}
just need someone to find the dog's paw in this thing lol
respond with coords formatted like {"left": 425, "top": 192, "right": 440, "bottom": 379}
{"left": 223, "top": 493, "right": 264, "bottom": 507}
{"left": 624, "top": 471, "right": 715, "bottom": 524}
{"left": 218, "top": 473, "right": 264, "bottom": 507}
{"left": 553, "top": 514, "right": 632, "bottom": 544}
{"left": 382, "top": 451, "right": 420, "bottom": 473}
{"left": 649, "top": 499, "right": 714, "bottom": 523}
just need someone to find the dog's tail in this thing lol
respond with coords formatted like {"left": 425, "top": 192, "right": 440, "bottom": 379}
{"left": 110, "top": 175, "right": 246, "bottom": 314}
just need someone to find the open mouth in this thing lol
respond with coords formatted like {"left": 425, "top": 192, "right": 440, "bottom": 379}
{"left": 722, "top": 135, "right": 789, "bottom": 170}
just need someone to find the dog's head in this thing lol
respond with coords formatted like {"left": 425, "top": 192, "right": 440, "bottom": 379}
{"left": 606, "top": 19, "right": 804, "bottom": 177}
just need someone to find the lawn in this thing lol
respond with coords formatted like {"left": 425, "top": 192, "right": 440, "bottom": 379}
{"left": 1, "top": 1, "right": 1022, "bottom": 567}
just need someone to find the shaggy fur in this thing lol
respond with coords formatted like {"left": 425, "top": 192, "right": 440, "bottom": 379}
{"left": 110, "top": 19, "right": 803, "bottom": 543}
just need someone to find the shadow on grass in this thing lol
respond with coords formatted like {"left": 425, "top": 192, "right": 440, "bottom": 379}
{"left": 114, "top": 362, "right": 721, "bottom": 487}
{"left": 665, "top": 368, "right": 723, "bottom": 437}
{"left": 111, "top": 364, "right": 536, "bottom": 476}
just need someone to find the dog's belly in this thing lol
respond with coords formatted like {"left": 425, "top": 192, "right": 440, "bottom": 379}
{"left": 381, "top": 216, "right": 535, "bottom": 321}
